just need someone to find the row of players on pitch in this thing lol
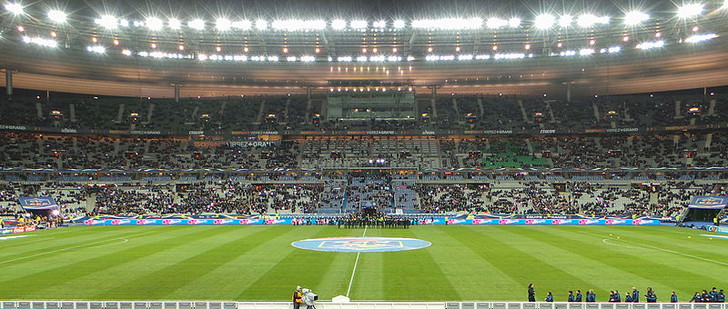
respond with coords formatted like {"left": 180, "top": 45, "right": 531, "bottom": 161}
{"left": 529, "top": 284, "right": 726, "bottom": 302}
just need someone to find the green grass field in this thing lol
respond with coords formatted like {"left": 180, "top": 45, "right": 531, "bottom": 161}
{"left": 0, "top": 225, "right": 727, "bottom": 302}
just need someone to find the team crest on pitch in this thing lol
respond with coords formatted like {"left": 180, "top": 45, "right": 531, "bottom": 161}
{"left": 292, "top": 237, "right": 431, "bottom": 252}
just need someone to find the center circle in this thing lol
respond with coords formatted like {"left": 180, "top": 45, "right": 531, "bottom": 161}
{"left": 292, "top": 237, "right": 432, "bottom": 252}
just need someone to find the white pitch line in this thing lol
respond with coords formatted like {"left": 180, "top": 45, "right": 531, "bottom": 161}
{"left": 603, "top": 237, "right": 728, "bottom": 267}
{"left": 346, "top": 226, "right": 367, "bottom": 298}
{"left": 0, "top": 230, "right": 156, "bottom": 265}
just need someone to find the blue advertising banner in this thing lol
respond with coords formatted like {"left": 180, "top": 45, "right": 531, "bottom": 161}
{"left": 688, "top": 196, "right": 728, "bottom": 209}
{"left": 18, "top": 197, "right": 58, "bottom": 210}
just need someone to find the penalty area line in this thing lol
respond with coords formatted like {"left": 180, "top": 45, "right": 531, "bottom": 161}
{"left": 346, "top": 226, "right": 367, "bottom": 298}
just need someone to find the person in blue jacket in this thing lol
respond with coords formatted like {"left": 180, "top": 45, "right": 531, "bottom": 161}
{"left": 671, "top": 291, "right": 678, "bottom": 303}
{"left": 545, "top": 292, "right": 554, "bottom": 302}
{"left": 710, "top": 288, "right": 719, "bottom": 302}
{"left": 568, "top": 291, "right": 575, "bottom": 302}
{"left": 586, "top": 290, "right": 596, "bottom": 302}
{"left": 625, "top": 293, "right": 633, "bottom": 303}
{"left": 614, "top": 290, "right": 622, "bottom": 302}
{"left": 718, "top": 290, "right": 725, "bottom": 303}
{"left": 645, "top": 287, "right": 657, "bottom": 302}
{"left": 575, "top": 290, "right": 583, "bottom": 302}
{"left": 690, "top": 292, "right": 702, "bottom": 302}
{"left": 608, "top": 291, "right": 617, "bottom": 302}
{"left": 632, "top": 287, "right": 640, "bottom": 303}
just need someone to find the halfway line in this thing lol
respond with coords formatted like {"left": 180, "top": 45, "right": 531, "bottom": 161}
{"left": 346, "top": 226, "right": 367, "bottom": 298}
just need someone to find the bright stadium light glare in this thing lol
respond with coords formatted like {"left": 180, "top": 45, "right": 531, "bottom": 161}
{"left": 534, "top": 14, "right": 556, "bottom": 29}
{"left": 558, "top": 14, "right": 572, "bottom": 27}
{"left": 255, "top": 19, "right": 268, "bottom": 30}
{"left": 577, "top": 14, "right": 609, "bottom": 27}
{"left": 216, "top": 18, "right": 232, "bottom": 31}
{"left": 22, "top": 35, "right": 57, "bottom": 47}
{"left": 393, "top": 19, "right": 406, "bottom": 29}
{"left": 677, "top": 3, "right": 703, "bottom": 18}
{"left": 168, "top": 18, "right": 181, "bottom": 30}
{"left": 331, "top": 19, "right": 346, "bottom": 30}
{"left": 4, "top": 2, "right": 24, "bottom": 15}
{"left": 47, "top": 10, "right": 67, "bottom": 23}
{"left": 271, "top": 19, "right": 326, "bottom": 31}
{"left": 684, "top": 33, "right": 718, "bottom": 43}
{"left": 146, "top": 17, "right": 164, "bottom": 30}
{"left": 624, "top": 11, "right": 649, "bottom": 25}
{"left": 412, "top": 18, "right": 482, "bottom": 30}
{"left": 636, "top": 40, "right": 665, "bottom": 50}
{"left": 508, "top": 17, "right": 521, "bottom": 27}
{"left": 486, "top": 17, "right": 508, "bottom": 29}
{"left": 187, "top": 19, "right": 205, "bottom": 30}
{"left": 86, "top": 45, "right": 106, "bottom": 53}
{"left": 95, "top": 15, "right": 118, "bottom": 29}
{"left": 350, "top": 20, "right": 368, "bottom": 29}
{"left": 373, "top": 20, "right": 386, "bottom": 28}
{"left": 231, "top": 20, "right": 251, "bottom": 30}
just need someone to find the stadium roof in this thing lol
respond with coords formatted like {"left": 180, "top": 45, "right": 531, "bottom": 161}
{"left": 1, "top": 0, "right": 728, "bottom": 97}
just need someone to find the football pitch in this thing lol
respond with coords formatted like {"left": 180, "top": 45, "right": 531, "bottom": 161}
{"left": 0, "top": 225, "right": 727, "bottom": 302}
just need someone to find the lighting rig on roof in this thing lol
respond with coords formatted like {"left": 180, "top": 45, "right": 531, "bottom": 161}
{"left": 3, "top": 1, "right": 726, "bottom": 64}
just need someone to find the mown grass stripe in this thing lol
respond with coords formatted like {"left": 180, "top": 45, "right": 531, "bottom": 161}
{"left": 0, "top": 226, "right": 164, "bottom": 261}
{"left": 235, "top": 226, "right": 354, "bottom": 300}
{"left": 379, "top": 227, "right": 461, "bottom": 301}
{"left": 92, "top": 226, "right": 293, "bottom": 300}
{"left": 459, "top": 225, "right": 596, "bottom": 301}
{"left": 418, "top": 226, "right": 523, "bottom": 300}
{"left": 167, "top": 226, "right": 326, "bottom": 300}
{"left": 574, "top": 226, "right": 728, "bottom": 261}
{"left": 521, "top": 226, "right": 727, "bottom": 294}
{"left": 0, "top": 226, "right": 229, "bottom": 299}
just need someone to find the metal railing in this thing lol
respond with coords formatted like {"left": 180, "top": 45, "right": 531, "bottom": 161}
{"left": 0, "top": 302, "right": 724, "bottom": 309}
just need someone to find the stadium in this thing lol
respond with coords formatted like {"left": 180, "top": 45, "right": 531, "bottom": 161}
{"left": 0, "top": 0, "right": 728, "bottom": 308}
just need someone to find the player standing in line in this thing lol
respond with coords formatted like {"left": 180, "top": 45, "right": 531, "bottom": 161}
{"left": 528, "top": 284, "right": 536, "bottom": 302}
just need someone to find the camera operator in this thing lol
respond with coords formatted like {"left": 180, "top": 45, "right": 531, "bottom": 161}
{"left": 301, "top": 288, "right": 318, "bottom": 309}
{"left": 292, "top": 286, "right": 303, "bottom": 309}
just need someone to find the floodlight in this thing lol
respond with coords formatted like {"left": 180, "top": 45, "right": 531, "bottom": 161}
{"left": 87, "top": 45, "right": 106, "bottom": 53}
{"left": 255, "top": 19, "right": 268, "bottom": 30}
{"left": 486, "top": 17, "right": 508, "bottom": 29}
{"left": 47, "top": 10, "right": 67, "bottom": 23}
{"left": 350, "top": 20, "right": 368, "bottom": 29}
{"left": 373, "top": 20, "right": 386, "bottom": 28}
{"left": 95, "top": 15, "right": 118, "bottom": 29}
{"left": 232, "top": 20, "right": 251, "bottom": 30}
{"left": 636, "top": 40, "right": 665, "bottom": 49}
{"left": 724, "top": 0, "right": 728, "bottom": 8}
{"left": 393, "top": 19, "right": 405, "bottom": 29}
{"left": 677, "top": 3, "right": 703, "bottom": 18}
{"left": 624, "top": 11, "right": 649, "bottom": 25}
{"left": 331, "top": 19, "right": 346, "bottom": 30}
{"left": 188, "top": 19, "right": 205, "bottom": 30}
{"left": 558, "top": 15, "right": 572, "bottom": 27}
{"left": 508, "top": 18, "right": 521, "bottom": 27}
{"left": 146, "top": 17, "right": 163, "bottom": 30}
{"left": 121, "top": 49, "right": 132, "bottom": 56}
{"left": 216, "top": 18, "right": 232, "bottom": 31}
{"left": 4, "top": 2, "right": 24, "bottom": 15}
{"left": 577, "top": 14, "right": 609, "bottom": 27}
{"left": 168, "top": 18, "right": 181, "bottom": 29}
{"left": 534, "top": 14, "right": 556, "bottom": 29}
{"left": 684, "top": 33, "right": 717, "bottom": 43}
